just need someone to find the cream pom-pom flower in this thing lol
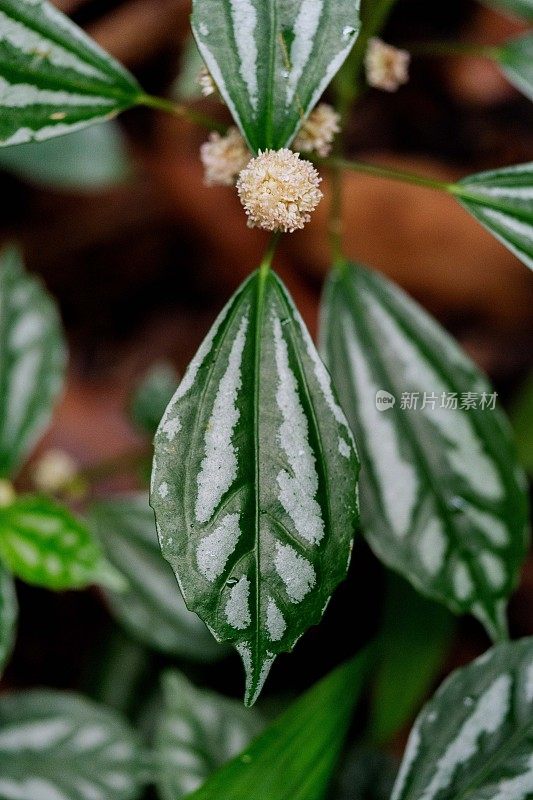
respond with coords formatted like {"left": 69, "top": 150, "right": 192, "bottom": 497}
{"left": 200, "top": 127, "right": 251, "bottom": 187}
{"left": 365, "top": 37, "right": 410, "bottom": 92}
{"left": 236, "top": 149, "right": 323, "bottom": 233}
{"left": 293, "top": 103, "right": 341, "bottom": 157}
{"left": 32, "top": 449, "right": 78, "bottom": 493}
{"left": 198, "top": 65, "right": 217, "bottom": 98}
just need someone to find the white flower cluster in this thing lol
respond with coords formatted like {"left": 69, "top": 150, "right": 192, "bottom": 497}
{"left": 293, "top": 103, "right": 341, "bottom": 157}
{"left": 199, "top": 102, "right": 341, "bottom": 231}
{"left": 365, "top": 38, "right": 411, "bottom": 92}
{"left": 237, "top": 148, "right": 322, "bottom": 233}
{"left": 198, "top": 65, "right": 217, "bottom": 98}
{"left": 32, "top": 449, "right": 78, "bottom": 493}
{"left": 200, "top": 127, "right": 251, "bottom": 187}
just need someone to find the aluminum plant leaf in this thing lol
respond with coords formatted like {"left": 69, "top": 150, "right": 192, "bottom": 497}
{"left": 0, "top": 562, "right": 17, "bottom": 677}
{"left": 184, "top": 649, "right": 371, "bottom": 800}
{"left": 0, "top": 0, "right": 142, "bottom": 147}
{"left": 498, "top": 34, "right": 533, "bottom": 103}
{"left": 320, "top": 262, "right": 529, "bottom": 641}
{"left": 0, "top": 246, "right": 67, "bottom": 478}
{"left": 151, "top": 268, "right": 360, "bottom": 706}
{"left": 391, "top": 638, "right": 533, "bottom": 800}
{"left": 454, "top": 162, "right": 533, "bottom": 272}
{"left": 155, "top": 670, "right": 263, "bottom": 799}
{"left": 480, "top": 0, "right": 533, "bottom": 21}
{"left": 0, "top": 495, "right": 123, "bottom": 591}
{"left": 191, "top": 0, "right": 360, "bottom": 153}
{"left": 0, "top": 690, "right": 143, "bottom": 800}
{"left": 89, "top": 495, "right": 224, "bottom": 661}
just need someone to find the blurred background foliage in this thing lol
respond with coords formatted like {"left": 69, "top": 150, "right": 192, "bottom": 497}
{"left": 0, "top": 0, "right": 531, "bottom": 774}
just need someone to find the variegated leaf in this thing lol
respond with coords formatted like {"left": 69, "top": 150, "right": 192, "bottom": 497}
{"left": 453, "top": 162, "right": 533, "bottom": 272}
{"left": 480, "top": 0, "right": 533, "bottom": 21}
{"left": 191, "top": 0, "right": 360, "bottom": 153}
{"left": 151, "top": 268, "right": 360, "bottom": 705}
{"left": 0, "top": 690, "right": 142, "bottom": 800}
{"left": 0, "top": 562, "right": 17, "bottom": 677}
{"left": 0, "top": 495, "right": 123, "bottom": 591}
{"left": 0, "top": 0, "right": 141, "bottom": 147}
{"left": 154, "top": 670, "right": 263, "bottom": 799}
{"left": 498, "top": 33, "right": 533, "bottom": 103}
{"left": 89, "top": 495, "right": 224, "bottom": 661}
{"left": 320, "top": 262, "right": 529, "bottom": 640}
{"left": 130, "top": 362, "right": 179, "bottom": 436}
{"left": 0, "top": 246, "right": 67, "bottom": 478}
{"left": 391, "top": 638, "right": 533, "bottom": 800}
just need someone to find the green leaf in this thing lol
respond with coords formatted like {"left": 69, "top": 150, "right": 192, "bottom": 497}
{"left": 391, "top": 638, "right": 533, "bottom": 800}
{"left": 151, "top": 268, "right": 360, "bottom": 705}
{"left": 0, "top": 246, "right": 67, "bottom": 478}
{"left": 498, "top": 34, "right": 533, "bottom": 103}
{"left": 130, "top": 362, "right": 179, "bottom": 436}
{"left": 0, "top": 495, "right": 123, "bottom": 590}
{"left": 370, "top": 574, "right": 454, "bottom": 744}
{"left": 191, "top": 0, "right": 360, "bottom": 152}
{"left": 454, "top": 162, "right": 533, "bottom": 272}
{"left": 509, "top": 373, "right": 533, "bottom": 478}
{"left": 0, "top": 0, "right": 142, "bottom": 147}
{"left": 172, "top": 35, "right": 207, "bottom": 101}
{"left": 155, "top": 670, "right": 263, "bottom": 799}
{"left": 320, "top": 262, "right": 529, "bottom": 641}
{"left": 88, "top": 494, "right": 225, "bottom": 661}
{"left": 0, "top": 689, "right": 142, "bottom": 800}
{"left": 0, "top": 562, "right": 17, "bottom": 677}
{"left": 184, "top": 649, "right": 371, "bottom": 800}
{"left": 480, "top": 0, "right": 533, "bottom": 21}
{"left": 0, "top": 121, "right": 131, "bottom": 190}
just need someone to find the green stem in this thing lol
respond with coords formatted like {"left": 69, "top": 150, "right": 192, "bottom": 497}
{"left": 407, "top": 41, "right": 502, "bottom": 60}
{"left": 326, "top": 156, "right": 456, "bottom": 193}
{"left": 259, "top": 231, "right": 282, "bottom": 276}
{"left": 137, "top": 93, "right": 227, "bottom": 133}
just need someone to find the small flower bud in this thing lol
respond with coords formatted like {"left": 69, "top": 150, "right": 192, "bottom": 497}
{"left": 0, "top": 480, "right": 15, "bottom": 508}
{"left": 293, "top": 103, "right": 341, "bottom": 158}
{"left": 365, "top": 38, "right": 410, "bottom": 92}
{"left": 198, "top": 65, "right": 217, "bottom": 98}
{"left": 236, "top": 149, "right": 323, "bottom": 233}
{"left": 32, "top": 449, "right": 78, "bottom": 494}
{"left": 200, "top": 127, "right": 251, "bottom": 187}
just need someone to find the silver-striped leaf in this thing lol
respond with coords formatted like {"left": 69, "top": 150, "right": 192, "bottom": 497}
{"left": 191, "top": 0, "right": 361, "bottom": 153}
{"left": 480, "top": 0, "right": 533, "bottom": 21}
{"left": 0, "top": 245, "right": 67, "bottom": 478}
{"left": 391, "top": 638, "right": 533, "bottom": 800}
{"left": 154, "top": 670, "right": 263, "bottom": 799}
{"left": 320, "top": 262, "right": 529, "bottom": 641}
{"left": 454, "top": 161, "right": 533, "bottom": 272}
{"left": 498, "top": 34, "right": 533, "bottom": 103}
{"left": 151, "top": 268, "right": 360, "bottom": 705}
{"left": 88, "top": 495, "right": 224, "bottom": 661}
{"left": 0, "top": 495, "right": 123, "bottom": 591}
{"left": 0, "top": 0, "right": 142, "bottom": 147}
{"left": 0, "top": 690, "right": 142, "bottom": 800}
{"left": 183, "top": 649, "right": 371, "bottom": 800}
{"left": 0, "top": 562, "right": 17, "bottom": 677}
